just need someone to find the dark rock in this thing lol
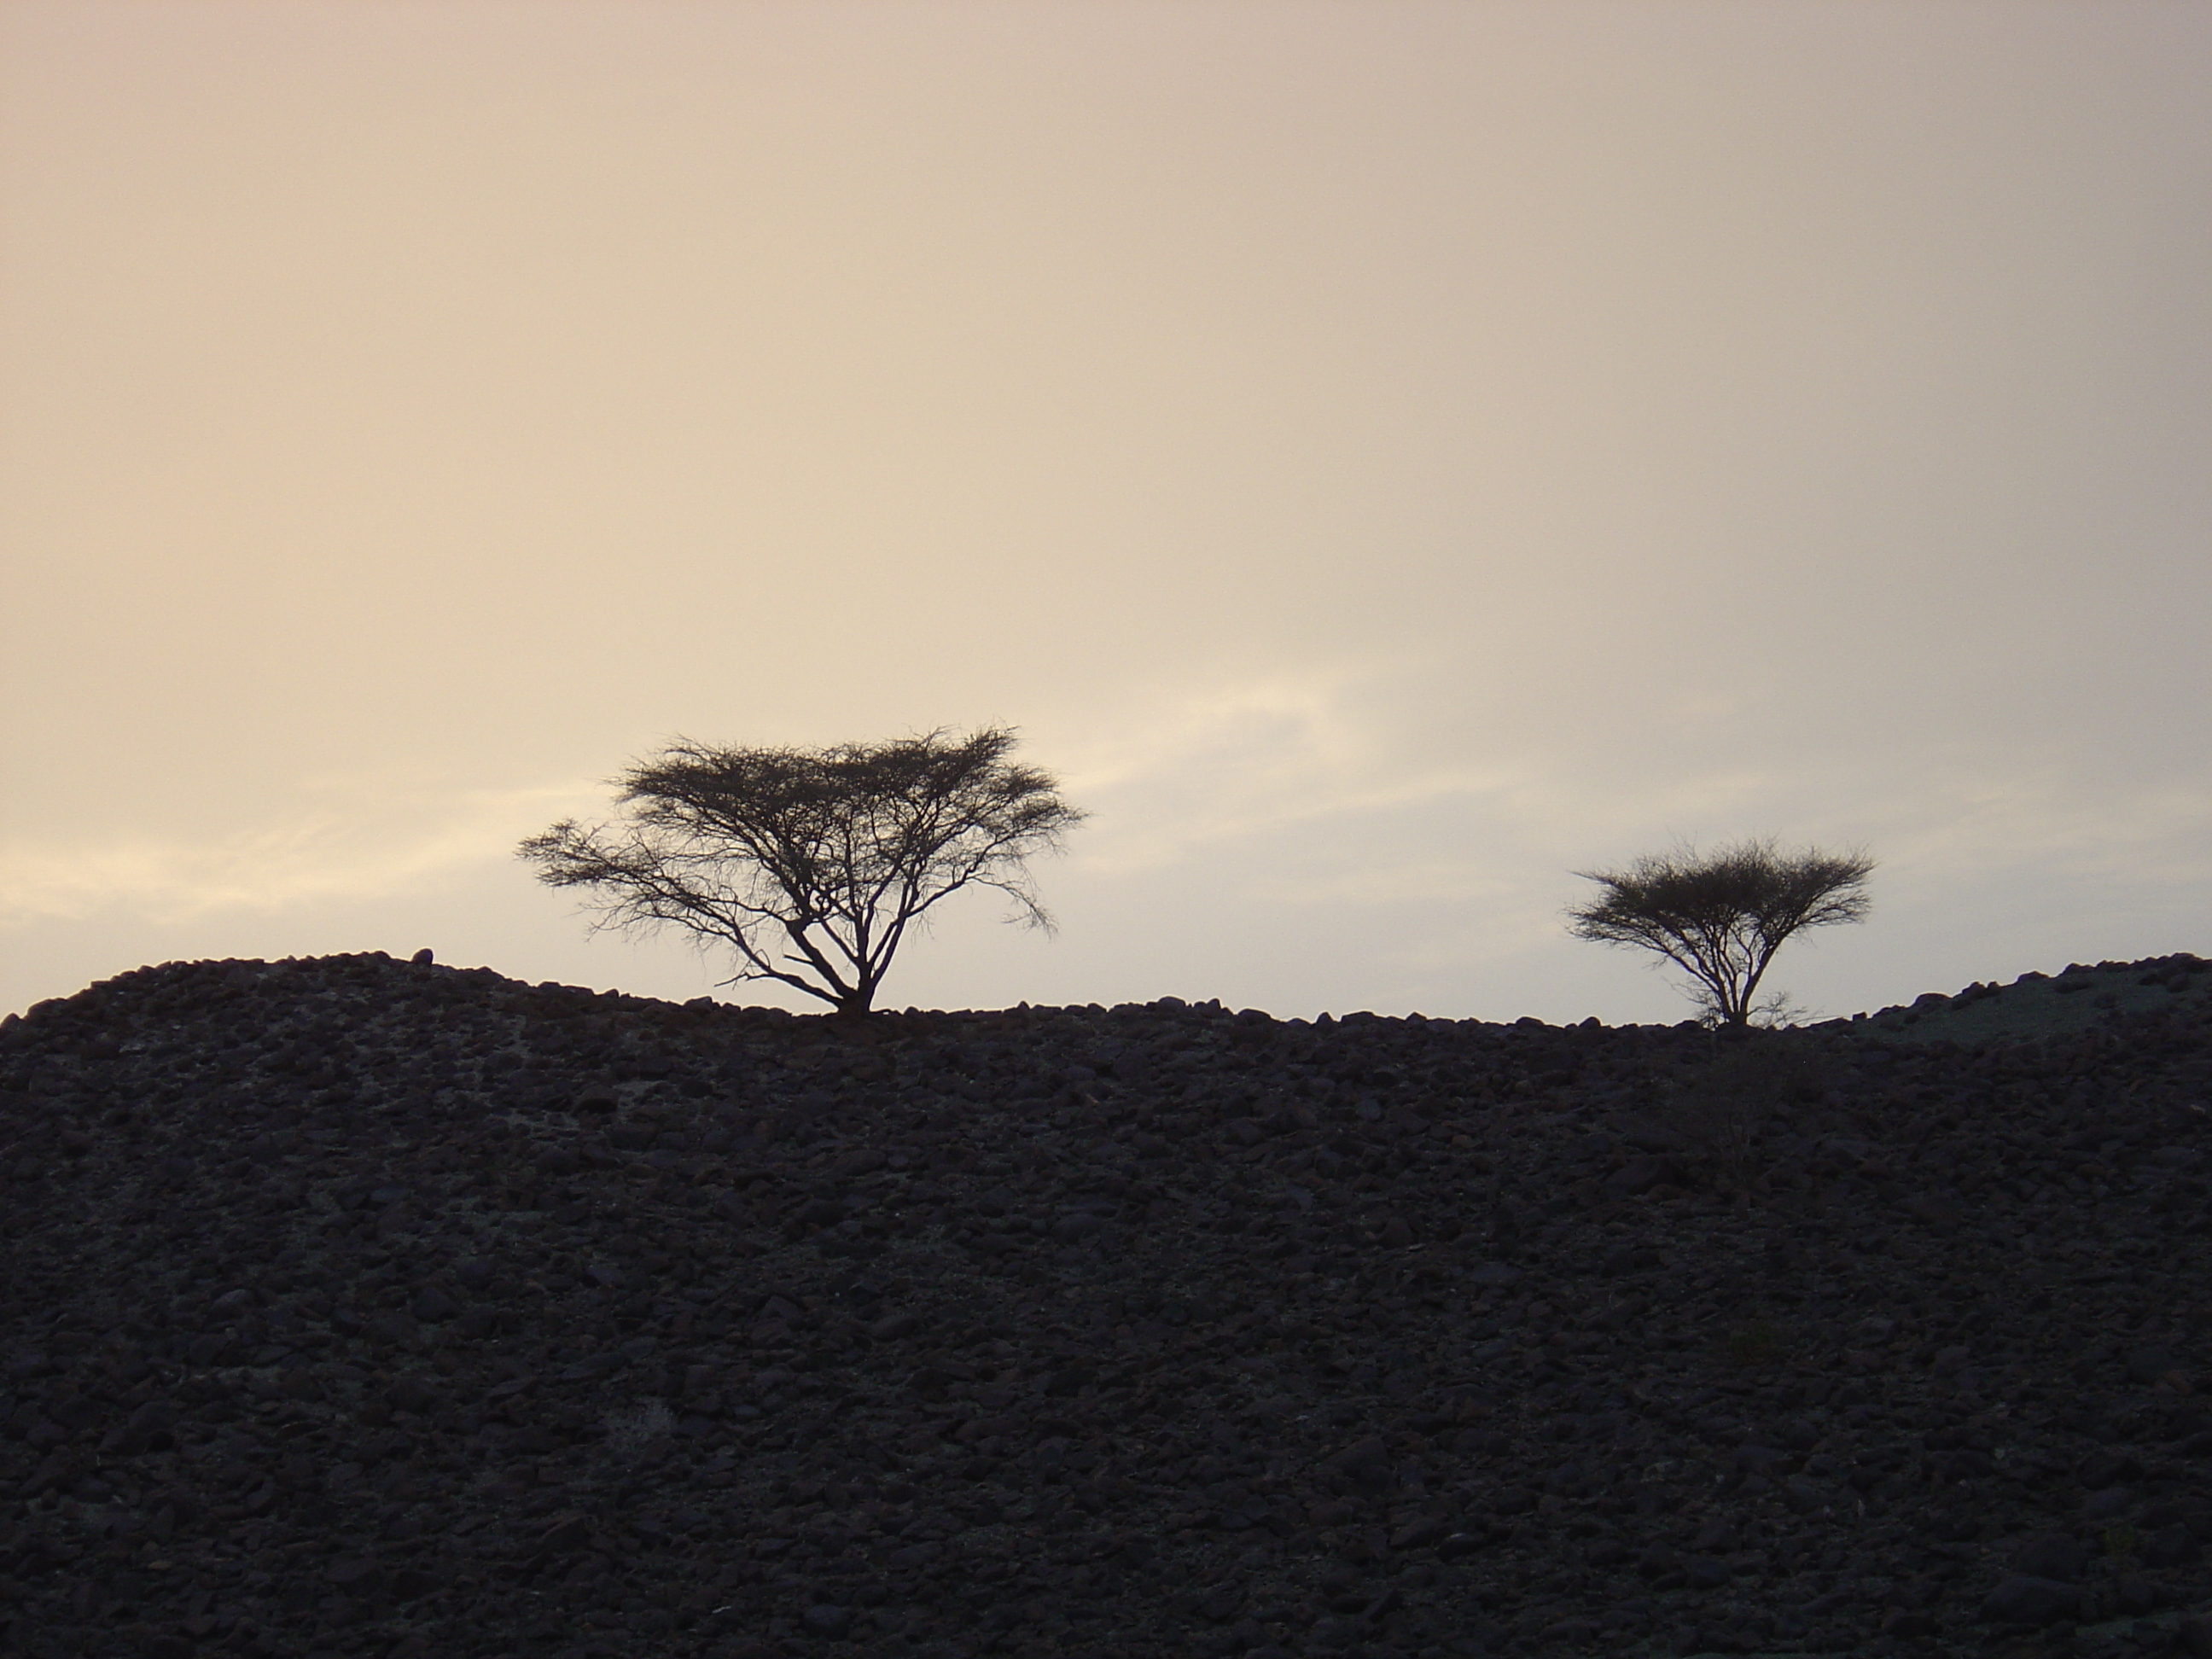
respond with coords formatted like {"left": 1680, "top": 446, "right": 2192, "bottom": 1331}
{"left": 1684, "top": 1556, "right": 1732, "bottom": 1589}
{"left": 1896, "top": 1193, "right": 1963, "bottom": 1232}
{"left": 801, "top": 1604, "right": 852, "bottom": 1636}
{"left": 1732, "top": 1445, "right": 1787, "bottom": 1476}
{"left": 2115, "top": 1575, "right": 2165, "bottom": 1615}
{"left": 410, "top": 1287, "right": 461, "bottom": 1323}
{"left": 6, "top": 947, "right": 2212, "bottom": 1659}
{"left": 1604, "top": 1158, "right": 1679, "bottom": 1198}
{"left": 326, "top": 1557, "right": 385, "bottom": 1595}
{"left": 2147, "top": 1522, "right": 2200, "bottom": 1566}
{"left": 1328, "top": 1436, "right": 1392, "bottom": 1480}
{"left": 1599, "top": 1243, "right": 1658, "bottom": 1276}
{"left": 2080, "top": 1448, "right": 2145, "bottom": 1486}
{"left": 1389, "top": 1515, "right": 1452, "bottom": 1550}
{"left": 1982, "top": 1575, "right": 2081, "bottom": 1624}
{"left": 538, "top": 1511, "right": 591, "bottom": 1552}
{"left": 1781, "top": 1476, "right": 1833, "bottom": 1513}
{"left": 2082, "top": 1486, "right": 2135, "bottom": 1520}
{"left": 1617, "top": 1121, "right": 1689, "bottom": 1155}
{"left": 1690, "top": 1519, "right": 1738, "bottom": 1552}
{"left": 2129, "top": 1346, "right": 2182, "bottom": 1384}
{"left": 2011, "top": 1533, "right": 2087, "bottom": 1580}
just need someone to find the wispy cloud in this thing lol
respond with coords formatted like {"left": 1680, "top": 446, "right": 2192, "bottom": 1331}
{"left": 1862, "top": 763, "right": 2212, "bottom": 888}
{"left": 1055, "top": 666, "right": 1532, "bottom": 876}
{"left": 0, "top": 775, "right": 600, "bottom": 924}
{"left": 1043, "top": 661, "right": 2212, "bottom": 958}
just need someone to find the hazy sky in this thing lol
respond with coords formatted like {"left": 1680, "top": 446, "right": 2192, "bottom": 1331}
{"left": 3, "top": 0, "right": 2207, "bottom": 1024}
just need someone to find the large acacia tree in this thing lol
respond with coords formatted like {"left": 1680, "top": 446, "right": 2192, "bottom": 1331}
{"left": 520, "top": 728, "right": 1084, "bottom": 1015}
{"left": 1567, "top": 837, "right": 1873, "bottom": 1027}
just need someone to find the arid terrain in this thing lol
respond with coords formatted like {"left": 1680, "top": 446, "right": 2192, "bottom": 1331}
{"left": 3, "top": 951, "right": 2211, "bottom": 1659}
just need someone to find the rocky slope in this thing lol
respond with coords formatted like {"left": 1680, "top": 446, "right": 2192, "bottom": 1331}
{"left": 3, "top": 951, "right": 2212, "bottom": 1659}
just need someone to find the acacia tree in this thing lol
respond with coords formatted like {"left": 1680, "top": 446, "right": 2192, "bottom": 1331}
{"left": 1566, "top": 837, "right": 1873, "bottom": 1027}
{"left": 519, "top": 728, "right": 1084, "bottom": 1015}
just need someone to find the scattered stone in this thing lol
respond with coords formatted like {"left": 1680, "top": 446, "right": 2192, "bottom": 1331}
{"left": 1896, "top": 1192, "right": 1964, "bottom": 1232}
{"left": 1599, "top": 1243, "right": 1658, "bottom": 1276}
{"left": 2012, "top": 1533, "right": 2087, "bottom": 1580}
{"left": 2, "top": 948, "right": 2209, "bottom": 1657}
{"left": 410, "top": 1286, "right": 460, "bottom": 1323}
{"left": 1983, "top": 1575, "right": 2082, "bottom": 1625}
{"left": 2084, "top": 1486, "right": 2137, "bottom": 1520}
{"left": 800, "top": 1604, "right": 852, "bottom": 1637}
{"left": 1389, "top": 1515, "right": 1452, "bottom": 1550}
{"left": 1684, "top": 1556, "right": 1732, "bottom": 1589}
{"left": 385, "top": 1377, "right": 439, "bottom": 1414}
{"left": 1604, "top": 1157, "right": 1678, "bottom": 1197}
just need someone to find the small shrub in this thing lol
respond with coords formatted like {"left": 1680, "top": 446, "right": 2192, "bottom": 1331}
{"left": 1655, "top": 1036, "right": 1835, "bottom": 1200}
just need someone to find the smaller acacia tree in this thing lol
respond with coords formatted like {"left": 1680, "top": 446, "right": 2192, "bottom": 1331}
{"left": 519, "top": 728, "right": 1084, "bottom": 1015}
{"left": 1567, "top": 837, "right": 1873, "bottom": 1027}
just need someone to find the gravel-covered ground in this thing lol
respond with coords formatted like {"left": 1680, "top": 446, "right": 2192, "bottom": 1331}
{"left": 5, "top": 950, "right": 2212, "bottom": 1659}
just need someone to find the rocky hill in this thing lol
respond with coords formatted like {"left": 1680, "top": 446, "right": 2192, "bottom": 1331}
{"left": 3, "top": 950, "right": 2212, "bottom": 1659}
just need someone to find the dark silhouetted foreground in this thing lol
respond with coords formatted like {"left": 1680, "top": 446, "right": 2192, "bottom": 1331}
{"left": 3, "top": 951, "right": 2210, "bottom": 1659}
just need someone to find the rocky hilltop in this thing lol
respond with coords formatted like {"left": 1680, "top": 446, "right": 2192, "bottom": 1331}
{"left": 3, "top": 952, "right": 2212, "bottom": 1659}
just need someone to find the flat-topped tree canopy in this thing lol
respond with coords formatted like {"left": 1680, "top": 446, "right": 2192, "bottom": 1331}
{"left": 520, "top": 727, "right": 1085, "bottom": 1015}
{"left": 1568, "top": 837, "right": 1874, "bottom": 1027}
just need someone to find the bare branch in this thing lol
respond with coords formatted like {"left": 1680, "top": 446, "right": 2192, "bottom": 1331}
{"left": 518, "top": 727, "right": 1085, "bottom": 1014}
{"left": 1566, "top": 837, "right": 1873, "bottom": 1027}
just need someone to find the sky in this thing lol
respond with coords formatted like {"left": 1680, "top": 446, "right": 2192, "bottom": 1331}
{"left": 3, "top": 0, "right": 2207, "bottom": 1026}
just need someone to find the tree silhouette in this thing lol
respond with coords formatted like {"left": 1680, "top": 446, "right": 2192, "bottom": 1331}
{"left": 520, "top": 728, "right": 1083, "bottom": 1015}
{"left": 1567, "top": 837, "right": 1873, "bottom": 1027}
